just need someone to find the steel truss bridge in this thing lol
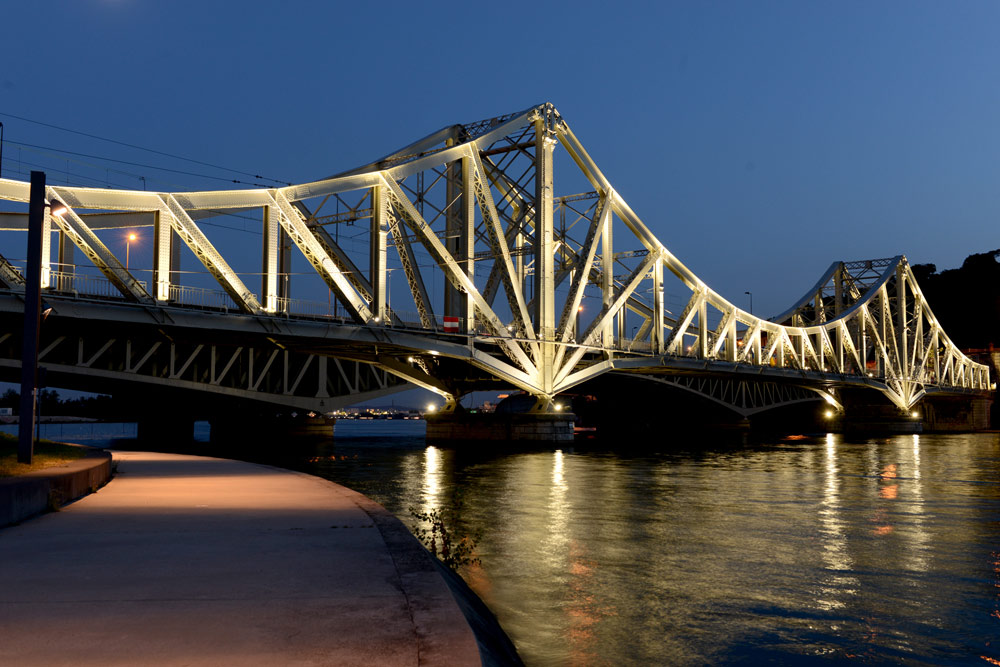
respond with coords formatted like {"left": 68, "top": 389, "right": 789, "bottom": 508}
{"left": 0, "top": 103, "right": 991, "bottom": 419}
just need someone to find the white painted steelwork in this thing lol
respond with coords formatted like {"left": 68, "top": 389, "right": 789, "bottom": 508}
{"left": 0, "top": 104, "right": 989, "bottom": 413}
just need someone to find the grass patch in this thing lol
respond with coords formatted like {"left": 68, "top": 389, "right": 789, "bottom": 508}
{"left": 0, "top": 432, "right": 86, "bottom": 478}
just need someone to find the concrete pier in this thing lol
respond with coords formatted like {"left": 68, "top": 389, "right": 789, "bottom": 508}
{"left": 426, "top": 411, "right": 576, "bottom": 443}
{"left": 0, "top": 451, "right": 484, "bottom": 666}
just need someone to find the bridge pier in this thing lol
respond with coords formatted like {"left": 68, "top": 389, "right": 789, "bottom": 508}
{"left": 209, "top": 413, "right": 336, "bottom": 444}
{"left": 137, "top": 417, "right": 195, "bottom": 446}
{"left": 919, "top": 395, "right": 993, "bottom": 432}
{"left": 834, "top": 390, "right": 993, "bottom": 433}
{"left": 425, "top": 410, "right": 575, "bottom": 443}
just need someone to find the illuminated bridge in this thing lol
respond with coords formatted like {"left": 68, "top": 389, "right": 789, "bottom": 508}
{"left": 0, "top": 103, "right": 991, "bottom": 431}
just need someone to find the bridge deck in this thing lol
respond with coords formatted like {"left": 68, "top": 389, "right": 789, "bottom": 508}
{"left": 0, "top": 451, "right": 481, "bottom": 666}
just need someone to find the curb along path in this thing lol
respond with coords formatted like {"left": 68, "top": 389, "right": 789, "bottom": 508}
{"left": 0, "top": 451, "right": 481, "bottom": 666}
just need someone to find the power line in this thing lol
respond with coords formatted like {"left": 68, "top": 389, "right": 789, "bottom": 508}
{"left": 0, "top": 110, "right": 292, "bottom": 185}
{"left": 8, "top": 140, "right": 276, "bottom": 188}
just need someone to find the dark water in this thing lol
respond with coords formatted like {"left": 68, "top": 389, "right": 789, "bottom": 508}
{"left": 310, "top": 424, "right": 1000, "bottom": 666}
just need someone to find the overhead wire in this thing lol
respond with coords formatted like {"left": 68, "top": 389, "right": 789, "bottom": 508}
{"left": 0, "top": 111, "right": 292, "bottom": 186}
{"left": 7, "top": 140, "right": 277, "bottom": 188}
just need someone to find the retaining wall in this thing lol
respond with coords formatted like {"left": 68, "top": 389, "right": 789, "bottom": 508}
{"left": 0, "top": 449, "right": 112, "bottom": 528}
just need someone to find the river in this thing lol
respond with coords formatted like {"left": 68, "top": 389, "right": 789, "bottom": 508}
{"left": 314, "top": 423, "right": 1000, "bottom": 665}
{"left": 23, "top": 420, "right": 1000, "bottom": 665}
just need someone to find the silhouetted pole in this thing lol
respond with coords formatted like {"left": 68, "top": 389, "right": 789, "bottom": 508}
{"left": 18, "top": 171, "right": 45, "bottom": 464}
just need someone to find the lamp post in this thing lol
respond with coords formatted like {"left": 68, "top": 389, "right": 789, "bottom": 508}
{"left": 126, "top": 232, "right": 136, "bottom": 270}
{"left": 18, "top": 172, "right": 54, "bottom": 463}
{"left": 0, "top": 121, "right": 4, "bottom": 179}
{"left": 744, "top": 290, "right": 753, "bottom": 315}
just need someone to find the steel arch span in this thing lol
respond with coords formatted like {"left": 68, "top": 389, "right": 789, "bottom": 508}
{"left": 0, "top": 103, "right": 990, "bottom": 414}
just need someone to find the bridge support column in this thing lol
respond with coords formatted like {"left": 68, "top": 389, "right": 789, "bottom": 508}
{"left": 834, "top": 389, "right": 922, "bottom": 433}
{"left": 137, "top": 417, "right": 194, "bottom": 446}
{"left": 262, "top": 206, "right": 291, "bottom": 313}
{"left": 920, "top": 395, "right": 993, "bottom": 432}
{"left": 153, "top": 211, "right": 182, "bottom": 302}
{"left": 210, "top": 413, "right": 335, "bottom": 444}
{"left": 534, "top": 113, "right": 556, "bottom": 393}
{"left": 426, "top": 411, "right": 575, "bottom": 444}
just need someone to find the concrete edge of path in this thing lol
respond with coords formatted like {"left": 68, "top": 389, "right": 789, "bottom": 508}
{"left": 0, "top": 447, "right": 112, "bottom": 528}
{"left": 248, "top": 460, "right": 523, "bottom": 667}
{"left": 344, "top": 481, "right": 525, "bottom": 667}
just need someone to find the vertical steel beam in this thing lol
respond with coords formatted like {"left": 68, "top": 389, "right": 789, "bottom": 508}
{"left": 653, "top": 259, "right": 664, "bottom": 353}
{"left": 262, "top": 205, "right": 279, "bottom": 312}
{"left": 18, "top": 171, "right": 45, "bottom": 464}
{"left": 896, "top": 264, "right": 908, "bottom": 381}
{"left": 697, "top": 299, "right": 708, "bottom": 358}
{"left": 444, "top": 140, "right": 462, "bottom": 319}
{"left": 834, "top": 263, "right": 844, "bottom": 316}
{"left": 461, "top": 155, "right": 475, "bottom": 333}
{"left": 279, "top": 225, "right": 291, "bottom": 306}
{"left": 859, "top": 307, "right": 868, "bottom": 374}
{"left": 57, "top": 229, "right": 74, "bottom": 275}
{"left": 726, "top": 317, "right": 736, "bottom": 361}
{"left": 601, "top": 203, "right": 613, "bottom": 349}
{"left": 534, "top": 116, "right": 556, "bottom": 393}
{"left": 370, "top": 185, "right": 388, "bottom": 323}
{"left": 153, "top": 210, "right": 172, "bottom": 301}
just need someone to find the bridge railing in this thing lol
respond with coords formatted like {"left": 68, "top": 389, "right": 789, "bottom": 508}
{"left": 169, "top": 284, "right": 246, "bottom": 312}
{"left": 48, "top": 271, "right": 147, "bottom": 299}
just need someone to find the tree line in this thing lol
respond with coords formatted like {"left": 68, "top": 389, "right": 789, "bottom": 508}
{"left": 911, "top": 248, "right": 1000, "bottom": 350}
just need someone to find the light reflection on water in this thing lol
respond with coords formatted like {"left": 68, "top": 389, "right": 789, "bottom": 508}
{"left": 311, "top": 428, "right": 1000, "bottom": 665}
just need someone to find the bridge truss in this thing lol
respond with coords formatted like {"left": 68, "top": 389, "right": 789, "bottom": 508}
{"left": 0, "top": 103, "right": 990, "bottom": 415}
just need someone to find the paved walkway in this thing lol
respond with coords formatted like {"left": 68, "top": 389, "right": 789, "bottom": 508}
{"left": 0, "top": 451, "right": 481, "bottom": 666}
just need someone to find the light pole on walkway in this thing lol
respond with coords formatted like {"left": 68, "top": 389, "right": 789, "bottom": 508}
{"left": 745, "top": 290, "right": 753, "bottom": 315}
{"left": 18, "top": 173, "right": 66, "bottom": 463}
{"left": 18, "top": 172, "right": 46, "bottom": 464}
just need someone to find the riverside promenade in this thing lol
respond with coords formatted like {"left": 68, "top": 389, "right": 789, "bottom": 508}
{"left": 0, "top": 451, "right": 483, "bottom": 666}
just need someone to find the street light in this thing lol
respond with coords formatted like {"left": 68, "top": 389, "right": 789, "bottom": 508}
{"left": 126, "top": 232, "right": 137, "bottom": 270}
{"left": 744, "top": 290, "right": 753, "bottom": 315}
{"left": 18, "top": 172, "right": 46, "bottom": 463}
{"left": 0, "top": 121, "right": 4, "bottom": 179}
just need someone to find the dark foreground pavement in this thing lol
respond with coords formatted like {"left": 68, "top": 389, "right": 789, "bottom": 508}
{"left": 0, "top": 451, "right": 482, "bottom": 666}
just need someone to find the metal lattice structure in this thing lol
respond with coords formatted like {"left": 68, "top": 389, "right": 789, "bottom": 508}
{"left": 0, "top": 103, "right": 990, "bottom": 414}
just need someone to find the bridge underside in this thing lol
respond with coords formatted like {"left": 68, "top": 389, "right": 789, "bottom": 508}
{"left": 0, "top": 289, "right": 988, "bottom": 431}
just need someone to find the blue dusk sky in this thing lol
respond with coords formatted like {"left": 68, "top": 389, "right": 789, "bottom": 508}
{"left": 1, "top": 0, "right": 997, "bottom": 321}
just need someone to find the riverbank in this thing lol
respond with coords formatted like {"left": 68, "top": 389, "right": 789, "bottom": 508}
{"left": 0, "top": 442, "right": 111, "bottom": 527}
{"left": 0, "top": 450, "right": 492, "bottom": 665}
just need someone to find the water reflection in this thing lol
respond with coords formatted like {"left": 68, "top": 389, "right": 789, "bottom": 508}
{"left": 309, "top": 431, "right": 1000, "bottom": 666}
{"left": 817, "top": 433, "right": 855, "bottom": 612}
{"left": 423, "top": 445, "right": 441, "bottom": 511}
